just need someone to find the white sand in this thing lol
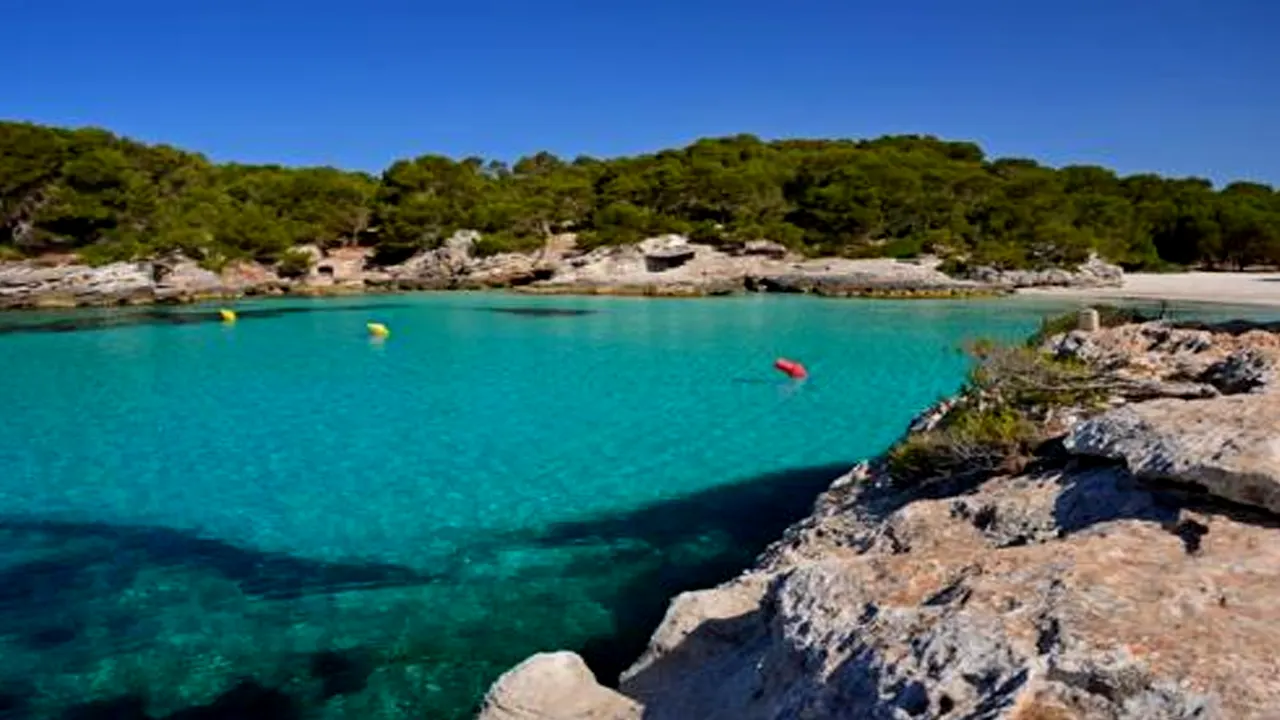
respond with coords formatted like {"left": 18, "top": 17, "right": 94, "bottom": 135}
{"left": 1019, "top": 272, "right": 1280, "bottom": 308}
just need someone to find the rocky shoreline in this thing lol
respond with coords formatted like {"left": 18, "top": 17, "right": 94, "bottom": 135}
{"left": 478, "top": 315, "right": 1280, "bottom": 719}
{"left": 0, "top": 233, "right": 1123, "bottom": 309}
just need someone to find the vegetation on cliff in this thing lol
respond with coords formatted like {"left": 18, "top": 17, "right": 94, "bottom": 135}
{"left": 889, "top": 307, "right": 1155, "bottom": 484}
{"left": 3, "top": 121, "right": 1279, "bottom": 271}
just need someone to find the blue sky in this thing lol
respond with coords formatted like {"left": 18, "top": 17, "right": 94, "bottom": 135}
{"left": 7, "top": 0, "right": 1279, "bottom": 184}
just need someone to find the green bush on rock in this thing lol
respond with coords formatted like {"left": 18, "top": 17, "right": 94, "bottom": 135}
{"left": 888, "top": 328, "right": 1111, "bottom": 485}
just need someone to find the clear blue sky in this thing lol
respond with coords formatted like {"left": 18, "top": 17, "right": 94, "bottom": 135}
{"left": 7, "top": 0, "right": 1279, "bottom": 184}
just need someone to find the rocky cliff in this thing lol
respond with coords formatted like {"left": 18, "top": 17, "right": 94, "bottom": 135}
{"left": 478, "top": 318, "right": 1280, "bottom": 719}
{"left": 0, "top": 233, "right": 1122, "bottom": 308}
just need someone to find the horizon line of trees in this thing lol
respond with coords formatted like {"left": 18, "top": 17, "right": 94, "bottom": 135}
{"left": 2, "top": 120, "right": 1279, "bottom": 272}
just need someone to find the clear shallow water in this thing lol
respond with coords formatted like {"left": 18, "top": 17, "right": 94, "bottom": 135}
{"left": 0, "top": 292, "right": 1267, "bottom": 719}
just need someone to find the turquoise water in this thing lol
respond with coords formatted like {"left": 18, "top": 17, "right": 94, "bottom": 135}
{"left": 0, "top": 292, "right": 1258, "bottom": 719}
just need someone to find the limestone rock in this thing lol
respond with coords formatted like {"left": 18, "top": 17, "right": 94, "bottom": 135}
{"left": 220, "top": 260, "right": 286, "bottom": 295}
{"left": 153, "top": 257, "right": 224, "bottom": 301}
{"left": 1199, "top": 348, "right": 1276, "bottom": 395}
{"left": 1046, "top": 322, "right": 1280, "bottom": 385}
{"left": 306, "top": 246, "right": 370, "bottom": 287}
{"left": 1065, "top": 393, "right": 1280, "bottom": 514}
{"left": 613, "top": 463, "right": 1265, "bottom": 718}
{"left": 960, "top": 256, "right": 1124, "bottom": 288}
{"left": 464, "top": 253, "right": 552, "bottom": 287}
{"left": 750, "top": 257, "right": 986, "bottom": 297}
{"left": 476, "top": 652, "right": 640, "bottom": 720}
{"left": 0, "top": 259, "right": 154, "bottom": 307}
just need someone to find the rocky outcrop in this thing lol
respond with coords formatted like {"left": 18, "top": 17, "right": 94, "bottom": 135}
{"left": 303, "top": 246, "right": 370, "bottom": 290}
{"left": 958, "top": 256, "right": 1124, "bottom": 289}
{"left": 153, "top": 258, "right": 222, "bottom": 300}
{"left": 0, "top": 260, "right": 155, "bottom": 307}
{"left": 0, "top": 232, "right": 1122, "bottom": 307}
{"left": 523, "top": 240, "right": 995, "bottom": 298}
{"left": 1066, "top": 393, "right": 1280, "bottom": 514}
{"left": 0, "top": 255, "right": 290, "bottom": 308}
{"left": 479, "top": 319, "right": 1280, "bottom": 720}
{"left": 747, "top": 258, "right": 989, "bottom": 298}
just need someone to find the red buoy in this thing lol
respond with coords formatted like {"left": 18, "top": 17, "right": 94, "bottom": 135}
{"left": 774, "top": 358, "right": 808, "bottom": 379}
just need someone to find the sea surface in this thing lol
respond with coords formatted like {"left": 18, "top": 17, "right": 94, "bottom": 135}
{"left": 0, "top": 292, "right": 1273, "bottom": 719}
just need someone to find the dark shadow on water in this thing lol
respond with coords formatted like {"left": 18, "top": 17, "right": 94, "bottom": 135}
{"left": 0, "top": 517, "right": 439, "bottom": 638}
{"left": 308, "top": 649, "right": 374, "bottom": 700}
{"left": 516, "top": 461, "right": 855, "bottom": 685}
{"left": 476, "top": 307, "right": 597, "bottom": 317}
{"left": 0, "top": 517, "right": 438, "bottom": 601}
{"left": 1, "top": 462, "right": 854, "bottom": 718}
{"left": 0, "top": 518, "right": 440, "bottom": 718}
{"left": 60, "top": 680, "right": 299, "bottom": 720}
{"left": 0, "top": 302, "right": 411, "bottom": 336}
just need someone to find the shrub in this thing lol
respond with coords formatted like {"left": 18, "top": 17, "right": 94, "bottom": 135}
{"left": 1025, "top": 305, "right": 1155, "bottom": 347}
{"left": 472, "top": 231, "right": 544, "bottom": 258}
{"left": 888, "top": 403, "right": 1035, "bottom": 480}
{"left": 275, "top": 248, "right": 315, "bottom": 278}
{"left": 687, "top": 221, "right": 724, "bottom": 245}
{"left": 880, "top": 236, "right": 925, "bottom": 259}
{"left": 197, "top": 252, "right": 234, "bottom": 273}
{"left": 77, "top": 241, "right": 140, "bottom": 266}
{"left": 887, "top": 340, "right": 1108, "bottom": 485}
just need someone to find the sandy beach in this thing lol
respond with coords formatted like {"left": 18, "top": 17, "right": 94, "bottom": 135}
{"left": 1020, "top": 271, "right": 1280, "bottom": 308}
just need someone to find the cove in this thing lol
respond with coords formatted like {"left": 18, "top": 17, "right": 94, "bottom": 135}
{"left": 0, "top": 293, "right": 1085, "bottom": 719}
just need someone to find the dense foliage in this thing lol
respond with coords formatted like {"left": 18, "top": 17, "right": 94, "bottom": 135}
{"left": 3, "top": 121, "right": 1279, "bottom": 269}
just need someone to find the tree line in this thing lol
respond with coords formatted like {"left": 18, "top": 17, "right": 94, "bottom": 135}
{"left": 2, "top": 120, "right": 1278, "bottom": 271}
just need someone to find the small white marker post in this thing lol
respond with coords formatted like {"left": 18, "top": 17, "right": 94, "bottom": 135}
{"left": 1077, "top": 307, "right": 1100, "bottom": 332}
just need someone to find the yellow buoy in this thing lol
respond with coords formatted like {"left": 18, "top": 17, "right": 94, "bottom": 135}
{"left": 219, "top": 309, "right": 237, "bottom": 323}
{"left": 367, "top": 322, "right": 390, "bottom": 338}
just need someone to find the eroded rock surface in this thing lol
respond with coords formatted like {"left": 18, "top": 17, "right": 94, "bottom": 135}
{"left": 1066, "top": 393, "right": 1280, "bottom": 514}
{"left": 959, "top": 256, "right": 1124, "bottom": 289}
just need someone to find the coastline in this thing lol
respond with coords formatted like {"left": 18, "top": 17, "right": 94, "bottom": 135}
{"left": 0, "top": 234, "right": 1128, "bottom": 311}
{"left": 479, "top": 312, "right": 1280, "bottom": 719}
{"left": 1017, "top": 271, "right": 1280, "bottom": 309}
{"left": 7, "top": 234, "right": 1279, "bottom": 313}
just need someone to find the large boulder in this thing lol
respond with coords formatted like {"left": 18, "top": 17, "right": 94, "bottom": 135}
{"left": 1065, "top": 393, "right": 1280, "bottom": 514}
{"left": 476, "top": 652, "right": 640, "bottom": 720}
{"left": 219, "top": 260, "right": 287, "bottom": 295}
